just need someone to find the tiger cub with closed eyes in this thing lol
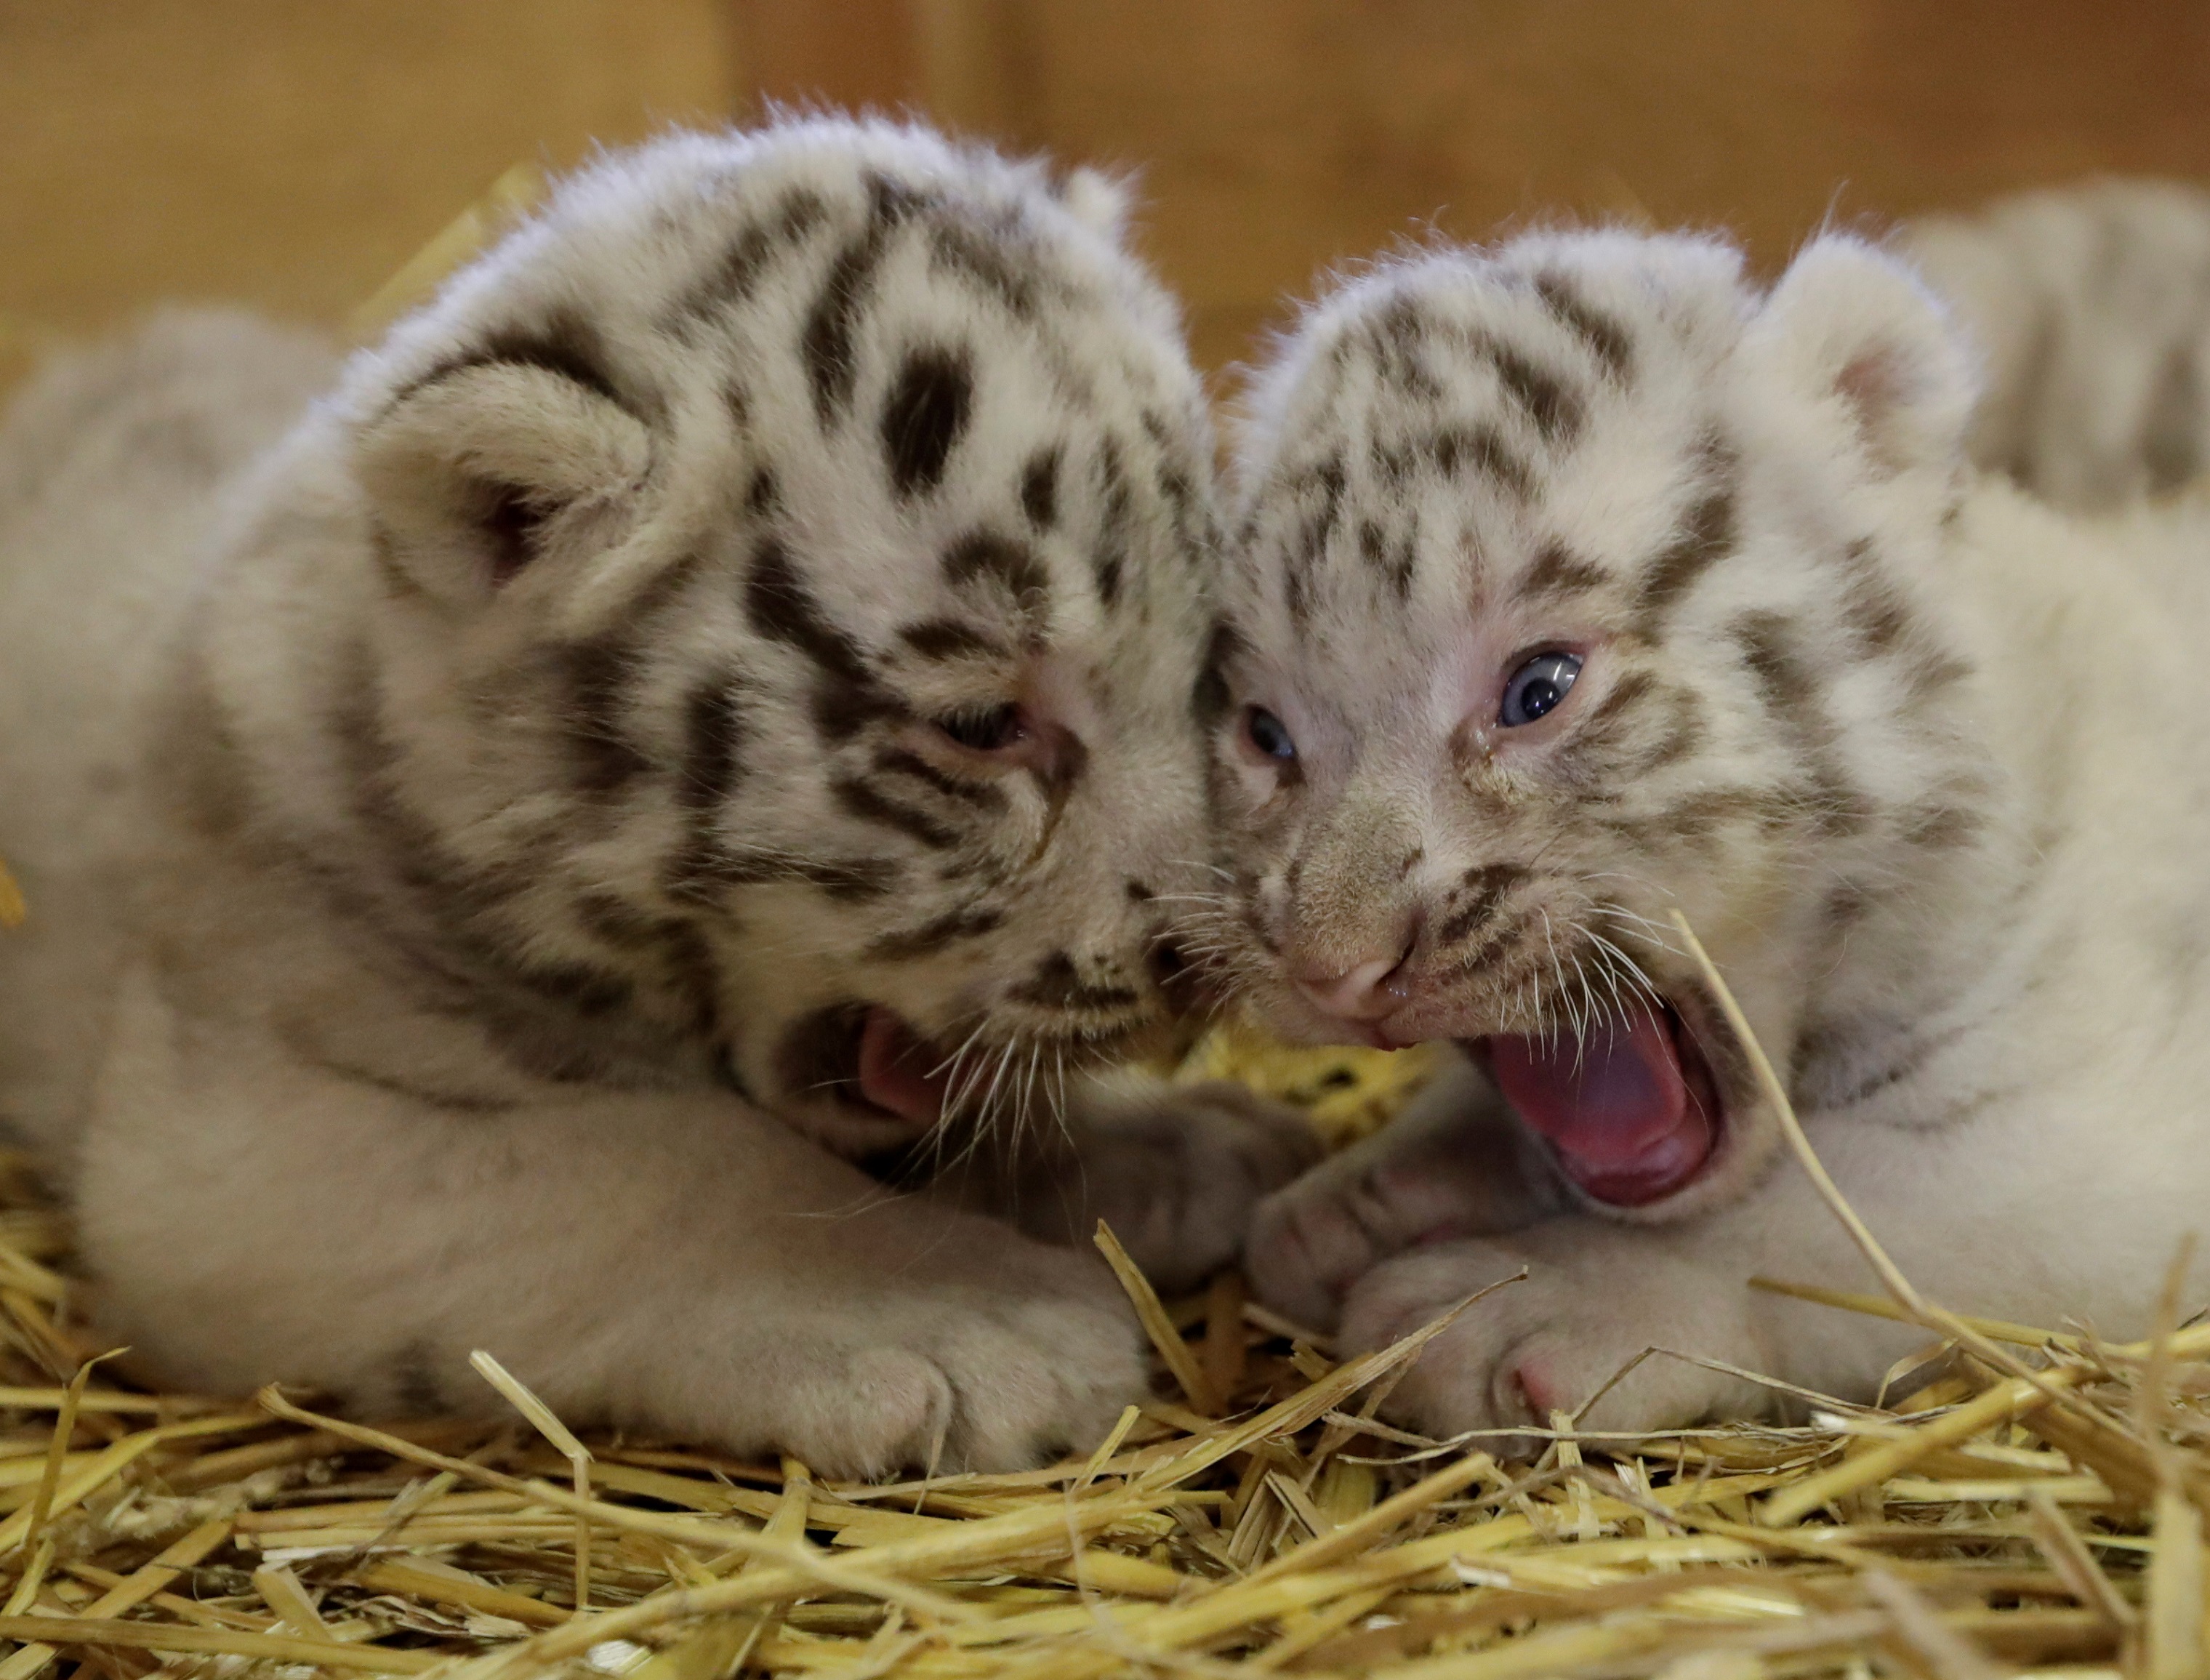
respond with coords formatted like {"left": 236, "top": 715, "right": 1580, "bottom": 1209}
{"left": 0, "top": 118, "right": 1311, "bottom": 1474}
{"left": 1213, "top": 225, "right": 2210, "bottom": 1436}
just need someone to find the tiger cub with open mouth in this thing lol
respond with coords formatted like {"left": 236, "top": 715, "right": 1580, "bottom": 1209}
{"left": 0, "top": 118, "right": 1311, "bottom": 1474}
{"left": 1210, "top": 224, "right": 2210, "bottom": 1435}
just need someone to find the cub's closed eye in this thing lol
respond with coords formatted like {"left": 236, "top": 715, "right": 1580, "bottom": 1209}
{"left": 1498, "top": 651, "right": 1583, "bottom": 727}
{"left": 933, "top": 703, "right": 1027, "bottom": 753}
{"left": 1244, "top": 706, "right": 1298, "bottom": 763}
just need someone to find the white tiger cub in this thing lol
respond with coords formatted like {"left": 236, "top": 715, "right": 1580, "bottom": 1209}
{"left": 1213, "top": 225, "right": 2210, "bottom": 1436}
{"left": 1903, "top": 180, "right": 2210, "bottom": 510}
{"left": 0, "top": 118, "right": 1314, "bottom": 1474}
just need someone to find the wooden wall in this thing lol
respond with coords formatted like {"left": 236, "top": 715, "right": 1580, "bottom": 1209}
{"left": 0, "top": 1, "right": 731, "bottom": 382}
{"left": 4, "top": 1, "right": 2209, "bottom": 384}
{"left": 738, "top": 1, "right": 2210, "bottom": 371}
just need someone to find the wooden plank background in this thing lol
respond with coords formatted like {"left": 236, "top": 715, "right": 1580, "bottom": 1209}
{"left": 4, "top": 1, "right": 2209, "bottom": 381}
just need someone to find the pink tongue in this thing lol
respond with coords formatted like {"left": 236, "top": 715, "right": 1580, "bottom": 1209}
{"left": 1486, "top": 1010, "right": 1714, "bottom": 1206}
{"left": 856, "top": 1008, "right": 953, "bottom": 1131}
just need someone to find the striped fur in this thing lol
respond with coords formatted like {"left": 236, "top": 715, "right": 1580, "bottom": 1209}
{"left": 1905, "top": 179, "right": 2210, "bottom": 510}
{"left": 1213, "top": 225, "right": 2210, "bottom": 1441}
{"left": 0, "top": 120, "right": 1314, "bottom": 1474}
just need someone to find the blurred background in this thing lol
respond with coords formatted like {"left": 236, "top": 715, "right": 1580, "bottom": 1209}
{"left": 4, "top": 1, "right": 2209, "bottom": 382}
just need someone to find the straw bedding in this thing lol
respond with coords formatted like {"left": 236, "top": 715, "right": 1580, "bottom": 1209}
{"left": 0, "top": 997, "right": 2196, "bottom": 1680}
{"left": 4, "top": 185, "right": 2208, "bottom": 1680}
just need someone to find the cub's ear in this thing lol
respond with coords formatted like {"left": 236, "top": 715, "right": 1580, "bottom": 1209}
{"left": 1056, "top": 164, "right": 1133, "bottom": 244}
{"left": 1753, "top": 234, "right": 1980, "bottom": 479}
{"left": 354, "top": 360, "right": 649, "bottom": 606}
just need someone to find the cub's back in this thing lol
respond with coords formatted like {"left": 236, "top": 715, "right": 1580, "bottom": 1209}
{"left": 0, "top": 310, "right": 335, "bottom": 1154}
{"left": 0, "top": 310, "right": 335, "bottom": 860}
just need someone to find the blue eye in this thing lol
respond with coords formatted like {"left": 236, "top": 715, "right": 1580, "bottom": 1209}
{"left": 1245, "top": 707, "right": 1297, "bottom": 762}
{"left": 1498, "top": 651, "right": 1583, "bottom": 727}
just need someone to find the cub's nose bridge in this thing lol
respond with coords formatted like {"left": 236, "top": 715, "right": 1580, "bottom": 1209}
{"left": 1289, "top": 785, "right": 1429, "bottom": 919}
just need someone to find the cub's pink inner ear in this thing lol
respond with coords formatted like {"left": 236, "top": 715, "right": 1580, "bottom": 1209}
{"left": 1835, "top": 342, "right": 1929, "bottom": 477}
{"left": 1758, "top": 234, "right": 1978, "bottom": 483}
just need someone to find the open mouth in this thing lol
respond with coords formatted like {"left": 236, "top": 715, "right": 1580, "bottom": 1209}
{"left": 843, "top": 1005, "right": 1149, "bottom": 1130}
{"left": 853, "top": 1008, "right": 957, "bottom": 1129}
{"left": 1476, "top": 998, "right": 1724, "bottom": 1207}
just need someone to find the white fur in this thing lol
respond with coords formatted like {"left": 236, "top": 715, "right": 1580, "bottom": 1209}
{"left": 1905, "top": 179, "right": 2210, "bottom": 509}
{"left": 0, "top": 121, "right": 1311, "bottom": 1474}
{"left": 1221, "top": 226, "right": 2210, "bottom": 1437}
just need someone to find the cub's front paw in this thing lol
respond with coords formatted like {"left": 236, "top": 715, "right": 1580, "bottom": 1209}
{"left": 754, "top": 1254, "right": 1146, "bottom": 1476}
{"left": 1246, "top": 1154, "right": 1397, "bottom": 1336}
{"left": 1075, "top": 1078, "right": 1321, "bottom": 1294}
{"left": 1338, "top": 1225, "right": 1770, "bottom": 1443}
{"left": 1247, "top": 1096, "right": 1559, "bottom": 1336}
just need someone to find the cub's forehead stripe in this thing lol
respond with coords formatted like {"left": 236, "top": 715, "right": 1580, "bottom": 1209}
{"left": 882, "top": 345, "right": 976, "bottom": 499}
{"left": 943, "top": 530, "right": 1050, "bottom": 606}
{"left": 928, "top": 218, "right": 1049, "bottom": 321}
{"left": 662, "top": 185, "right": 833, "bottom": 330}
{"left": 1020, "top": 447, "right": 1062, "bottom": 531}
{"left": 804, "top": 225, "right": 897, "bottom": 423}
{"left": 1534, "top": 270, "right": 1634, "bottom": 379}
{"left": 800, "top": 174, "right": 932, "bottom": 425}
{"left": 899, "top": 618, "right": 1008, "bottom": 661}
{"left": 1484, "top": 338, "right": 1586, "bottom": 443}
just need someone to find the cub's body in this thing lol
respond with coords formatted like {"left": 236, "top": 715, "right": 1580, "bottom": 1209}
{"left": 0, "top": 122, "right": 1306, "bottom": 1473}
{"left": 0, "top": 313, "right": 339, "bottom": 1162}
{"left": 1220, "top": 228, "right": 2210, "bottom": 1432}
{"left": 1905, "top": 179, "right": 2210, "bottom": 510}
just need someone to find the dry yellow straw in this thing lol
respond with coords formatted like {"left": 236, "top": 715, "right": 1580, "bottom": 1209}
{"left": 1748, "top": 1276, "right": 2084, "bottom": 1351}
{"left": 1095, "top": 1221, "right": 1216, "bottom": 1413}
{"left": 0, "top": 859, "right": 23, "bottom": 929}
{"left": 468, "top": 1349, "right": 594, "bottom": 1615}
{"left": 249, "top": 1562, "right": 329, "bottom": 1636}
{"left": 0, "top": 1615, "right": 438, "bottom": 1673}
{"left": 16, "top": 1349, "right": 121, "bottom": 1559}
{"left": 0, "top": 1519, "right": 230, "bottom": 1680}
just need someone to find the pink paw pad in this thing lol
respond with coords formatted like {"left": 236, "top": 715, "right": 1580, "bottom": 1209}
{"left": 1511, "top": 1354, "right": 1566, "bottom": 1421}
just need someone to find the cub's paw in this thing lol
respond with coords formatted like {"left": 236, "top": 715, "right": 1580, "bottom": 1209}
{"left": 1247, "top": 1098, "right": 1559, "bottom": 1337}
{"left": 1246, "top": 1153, "right": 1397, "bottom": 1336}
{"left": 1338, "top": 1225, "right": 1769, "bottom": 1443}
{"left": 1074, "top": 1078, "right": 1321, "bottom": 1294}
{"left": 755, "top": 1256, "right": 1146, "bottom": 1476}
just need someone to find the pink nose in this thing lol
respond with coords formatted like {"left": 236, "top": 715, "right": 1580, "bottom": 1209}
{"left": 1292, "top": 951, "right": 1409, "bottom": 1021}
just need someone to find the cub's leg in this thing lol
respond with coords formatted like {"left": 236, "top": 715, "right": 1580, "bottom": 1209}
{"left": 1244, "top": 1050, "right": 1566, "bottom": 1333}
{"left": 79, "top": 985, "right": 1145, "bottom": 1476}
{"left": 1321, "top": 1104, "right": 2202, "bottom": 1441}
{"left": 925, "top": 1074, "right": 1321, "bottom": 1295}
